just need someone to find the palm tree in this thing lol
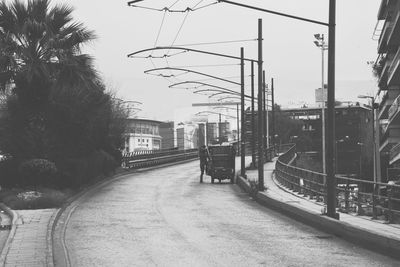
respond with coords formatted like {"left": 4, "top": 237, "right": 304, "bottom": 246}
{"left": 0, "top": 0, "right": 98, "bottom": 97}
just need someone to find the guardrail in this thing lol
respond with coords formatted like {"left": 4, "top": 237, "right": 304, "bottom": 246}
{"left": 275, "top": 144, "right": 400, "bottom": 223}
{"left": 122, "top": 148, "right": 198, "bottom": 169}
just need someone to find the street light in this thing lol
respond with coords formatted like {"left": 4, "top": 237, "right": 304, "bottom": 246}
{"left": 314, "top": 33, "right": 328, "bottom": 177}
{"left": 358, "top": 94, "right": 379, "bottom": 219}
{"left": 357, "top": 142, "right": 364, "bottom": 178}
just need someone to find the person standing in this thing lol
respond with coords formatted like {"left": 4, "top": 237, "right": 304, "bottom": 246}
{"left": 199, "top": 145, "right": 209, "bottom": 183}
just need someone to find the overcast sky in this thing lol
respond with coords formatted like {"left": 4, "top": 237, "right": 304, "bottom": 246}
{"left": 48, "top": 0, "right": 381, "bottom": 121}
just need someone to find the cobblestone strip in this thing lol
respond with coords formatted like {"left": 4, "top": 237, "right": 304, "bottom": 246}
{"left": 4, "top": 209, "right": 57, "bottom": 267}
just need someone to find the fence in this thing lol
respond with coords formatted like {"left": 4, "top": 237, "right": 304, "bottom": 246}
{"left": 122, "top": 148, "right": 198, "bottom": 169}
{"left": 275, "top": 144, "right": 400, "bottom": 223}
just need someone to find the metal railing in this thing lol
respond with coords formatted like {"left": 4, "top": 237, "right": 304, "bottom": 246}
{"left": 275, "top": 144, "right": 400, "bottom": 223}
{"left": 122, "top": 148, "right": 198, "bottom": 169}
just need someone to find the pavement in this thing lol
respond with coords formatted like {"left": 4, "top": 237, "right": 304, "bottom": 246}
{"left": 0, "top": 157, "right": 398, "bottom": 265}
{"left": 0, "top": 209, "right": 57, "bottom": 266}
{"left": 240, "top": 158, "right": 400, "bottom": 260}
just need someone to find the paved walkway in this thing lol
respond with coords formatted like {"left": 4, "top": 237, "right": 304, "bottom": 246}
{"left": 3, "top": 209, "right": 57, "bottom": 267}
{"left": 245, "top": 158, "right": 400, "bottom": 254}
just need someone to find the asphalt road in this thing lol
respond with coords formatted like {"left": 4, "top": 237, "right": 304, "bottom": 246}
{"left": 60, "top": 161, "right": 399, "bottom": 266}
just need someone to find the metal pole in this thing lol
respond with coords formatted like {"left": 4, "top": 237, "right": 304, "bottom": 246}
{"left": 237, "top": 104, "right": 240, "bottom": 156}
{"left": 326, "top": 0, "right": 337, "bottom": 219}
{"left": 263, "top": 71, "right": 267, "bottom": 148}
{"left": 372, "top": 101, "right": 377, "bottom": 219}
{"left": 271, "top": 78, "right": 275, "bottom": 147}
{"left": 251, "top": 61, "right": 256, "bottom": 167}
{"left": 257, "top": 19, "right": 265, "bottom": 190}
{"left": 266, "top": 82, "right": 270, "bottom": 148}
{"left": 321, "top": 35, "right": 326, "bottom": 176}
{"left": 219, "top": 113, "right": 222, "bottom": 144}
{"left": 241, "top": 47, "right": 246, "bottom": 177}
{"left": 205, "top": 122, "right": 208, "bottom": 146}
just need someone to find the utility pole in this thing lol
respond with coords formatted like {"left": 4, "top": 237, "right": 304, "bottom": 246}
{"left": 237, "top": 103, "right": 240, "bottom": 156}
{"left": 218, "top": 113, "right": 222, "bottom": 144}
{"left": 263, "top": 71, "right": 267, "bottom": 149}
{"left": 314, "top": 33, "right": 327, "bottom": 177}
{"left": 251, "top": 61, "right": 256, "bottom": 167}
{"left": 241, "top": 47, "right": 246, "bottom": 177}
{"left": 266, "top": 82, "right": 269, "bottom": 148}
{"left": 271, "top": 78, "right": 275, "bottom": 147}
{"left": 326, "top": 0, "right": 338, "bottom": 219}
{"left": 257, "top": 19, "right": 264, "bottom": 191}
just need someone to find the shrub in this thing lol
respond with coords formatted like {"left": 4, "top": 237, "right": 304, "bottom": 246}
{"left": 0, "top": 187, "right": 72, "bottom": 209}
{"left": 18, "top": 159, "right": 58, "bottom": 187}
{"left": 56, "top": 150, "right": 117, "bottom": 188}
{"left": 0, "top": 159, "right": 20, "bottom": 187}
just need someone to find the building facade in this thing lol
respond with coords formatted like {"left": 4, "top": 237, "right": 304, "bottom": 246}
{"left": 159, "top": 121, "right": 175, "bottom": 149}
{"left": 176, "top": 123, "right": 199, "bottom": 150}
{"left": 281, "top": 104, "right": 373, "bottom": 177}
{"left": 124, "top": 118, "right": 162, "bottom": 152}
{"left": 376, "top": 0, "right": 400, "bottom": 181}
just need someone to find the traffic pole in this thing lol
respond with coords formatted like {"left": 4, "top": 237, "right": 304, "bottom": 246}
{"left": 326, "top": 0, "right": 338, "bottom": 219}
{"left": 241, "top": 47, "right": 246, "bottom": 177}
{"left": 257, "top": 19, "right": 264, "bottom": 191}
{"left": 251, "top": 61, "right": 256, "bottom": 167}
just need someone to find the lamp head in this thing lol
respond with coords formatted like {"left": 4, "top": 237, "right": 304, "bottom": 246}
{"left": 314, "top": 41, "right": 320, "bottom": 47}
{"left": 314, "top": 34, "right": 321, "bottom": 40}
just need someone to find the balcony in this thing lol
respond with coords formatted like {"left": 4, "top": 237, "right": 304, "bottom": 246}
{"left": 390, "top": 143, "right": 400, "bottom": 164}
{"left": 378, "top": 57, "right": 390, "bottom": 90}
{"left": 378, "top": 90, "right": 399, "bottom": 119}
{"left": 380, "top": 128, "right": 400, "bottom": 152}
{"left": 378, "top": 20, "right": 394, "bottom": 53}
{"left": 388, "top": 93, "right": 400, "bottom": 122}
{"left": 388, "top": 47, "right": 400, "bottom": 86}
{"left": 388, "top": 11, "right": 400, "bottom": 47}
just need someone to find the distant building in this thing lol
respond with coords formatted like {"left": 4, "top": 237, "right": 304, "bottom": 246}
{"left": 124, "top": 118, "right": 162, "bottom": 152}
{"left": 244, "top": 104, "right": 374, "bottom": 177}
{"left": 207, "top": 123, "right": 218, "bottom": 144}
{"left": 159, "top": 121, "right": 175, "bottom": 149}
{"left": 176, "top": 123, "right": 198, "bottom": 150}
{"left": 281, "top": 104, "right": 373, "bottom": 177}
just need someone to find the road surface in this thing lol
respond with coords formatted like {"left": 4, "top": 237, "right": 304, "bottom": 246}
{"left": 57, "top": 161, "right": 399, "bottom": 266}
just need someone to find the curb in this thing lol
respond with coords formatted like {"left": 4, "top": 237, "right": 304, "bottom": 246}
{"left": 0, "top": 203, "right": 19, "bottom": 266}
{"left": 49, "top": 158, "right": 198, "bottom": 266}
{"left": 236, "top": 174, "right": 400, "bottom": 260}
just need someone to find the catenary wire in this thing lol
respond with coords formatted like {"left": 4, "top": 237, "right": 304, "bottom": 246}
{"left": 173, "top": 38, "right": 257, "bottom": 47}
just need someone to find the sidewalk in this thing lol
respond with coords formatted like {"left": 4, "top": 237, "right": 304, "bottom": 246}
{"left": 240, "top": 158, "right": 400, "bottom": 259}
{"left": 0, "top": 209, "right": 57, "bottom": 267}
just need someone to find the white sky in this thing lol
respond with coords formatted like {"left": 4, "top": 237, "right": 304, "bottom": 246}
{"left": 48, "top": 0, "right": 381, "bottom": 121}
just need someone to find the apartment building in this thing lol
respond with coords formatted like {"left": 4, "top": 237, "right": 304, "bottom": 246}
{"left": 124, "top": 118, "right": 162, "bottom": 152}
{"left": 376, "top": 0, "right": 400, "bottom": 180}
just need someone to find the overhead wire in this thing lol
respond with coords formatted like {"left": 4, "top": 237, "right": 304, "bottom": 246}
{"left": 169, "top": 0, "right": 182, "bottom": 9}
{"left": 171, "top": 63, "right": 240, "bottom": 68}
{"left": 130, "top": 0, "right": 245, "bottom": 87}
{"left": 173, "top": 38, "right": 257, "bottom": 47}
{"left": 192, "top": 1, "right": 219, "bottom": 11}
{"left": 193, "top": 0, "right": 205, "bottom": 9}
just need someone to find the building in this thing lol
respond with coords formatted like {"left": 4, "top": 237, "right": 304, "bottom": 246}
{"left": 375, "top": 0, "right": 400, "bottom": 181}
{"left": 176, "top": 122, "right": 199, "bottom": 150}
{"left": 159, "top": 121, "right": 175, "bottom": 149}
{"left": 124, "top": 118, "right": 162, "bottom": 152}
{"left": 281, "top": 104, "right": 373, "bottom": 177}
{"left": 244, "top": 103, "right": 373, "bottom": 177}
